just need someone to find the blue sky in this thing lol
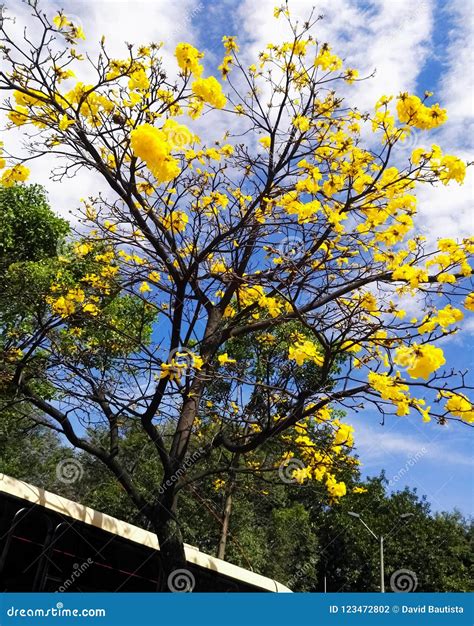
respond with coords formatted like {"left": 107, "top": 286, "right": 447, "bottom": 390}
{"left": 7, "top": 0, "right": 473, "bottom": 516}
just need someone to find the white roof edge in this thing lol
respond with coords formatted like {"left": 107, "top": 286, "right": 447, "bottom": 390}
{"left": 0, "top": 474, "right": 292, "bottom": 592}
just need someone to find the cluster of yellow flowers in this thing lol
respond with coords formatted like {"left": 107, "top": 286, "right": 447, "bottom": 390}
{"left": 278, "top": 407, "right": 355, "bottom": 501}
{"left": 389, "top": 237, "right": 472, "bottom": 295}
{"left": 161, "top": 210, "right": 189, "bottom": 233}
{"left": 441, "top": 391, "right": 474, "bottom": 423}
{"left": 175, "top": 42, "right": 204, "bottom": 77}
{"left": 191, "top": 76, "right": 227, "bottom": 109}
{"left": 221, "top": 283, "right": 290, "bottom": 320}
{"left": 465, "top": 293, "right": 474, "bottom": 311}
{"left": 47, "top": 287, "right": 99, "bottom": 318}
{"left": 368, "top": 372, "right": 412, "bottom": 417}
{"left": 46, "top": 245, "right": 120, "bottom": 319}
{"left": 174, "top": 42, "right": 227, "bottom": 111}
{"left": 394, "top": 344, "right": 446, "bottom": 380}
{"left": 412, "top": 144, "right": 467, "bottom": 185}
{"left": 218, "top": 36, "right": 239, "bottom": 80}
{"left": 130, "top": 123, "right": 183, "bottom": 184}
{"left": 288, "top": 340, "right": 324, "bottom": 367}
{"left": 314, "top": 44, "right": 343, "bottom": 71}
{"left": 52, "top": 12, "right": 85, "bottom": 42}
{"left": 367, "top": 342, "right": 457, "bottom": 422}
{"left": 159, "top": 350, "right": 204, "bottom": 383}
{"left": 292, "top": 115, "right": 311, "bottom": 132}
{"left": 396, "top": 93, "right": 447, "bottom": 130}
{"left": 1, "top": 163, "right": 30, "bottom": 187}
{"left": 418, "top": 304, "right": 464, "bottom": 334}
{"left": 326, "top": 475, "right": 347, "bottom": 499}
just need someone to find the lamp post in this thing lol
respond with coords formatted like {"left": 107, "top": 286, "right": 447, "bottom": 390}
{"left": 348, "top": 512, "right": 414, "bottom": 593}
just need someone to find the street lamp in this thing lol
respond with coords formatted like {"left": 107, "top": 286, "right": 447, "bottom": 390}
{"left": 348, "top": 512, "right": 413, "bottom": 593}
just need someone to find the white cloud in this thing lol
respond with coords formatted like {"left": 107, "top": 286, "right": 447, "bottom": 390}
{"left": 236, "top": 0, "right": 434, "bottom": 111}
{"left": 354, "top": 418, "right": 474, "bottom": 468}
{"left": 414, "top": 0, "right": 474, "bottom": 241}
{"left": 2, "top": 0, "right": 472, "bottom": 244}
{"left": 234, "top": 0, "right": 472, "bottom": 243}
{"left": 1, "top": 0, "right": 202, "bottom": 220}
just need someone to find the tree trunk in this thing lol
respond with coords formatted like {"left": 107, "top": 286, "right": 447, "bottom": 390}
{"left": 217, "top": 454, "right": 240, "bottom": 560}
{"left": 152, "top": 488, "right": 190, "bottom": 592}
{"left": 217, "top": 488, "right": 233, "bottom": 560}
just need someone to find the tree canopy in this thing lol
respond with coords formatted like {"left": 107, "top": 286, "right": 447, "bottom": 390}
{"left": 0, "top": 1, "right": 472, "bottom": 588}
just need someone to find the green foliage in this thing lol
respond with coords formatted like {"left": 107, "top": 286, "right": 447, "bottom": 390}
{"left": 0, "top": 184, "right": 69, "bottom": 270}
{"left": 73, "top": 424, "right": 164, "bottom": 527}
{"left": 0, "top": 411, "right": 67, "bottom": 488}
{"left": 312, "top": 475, "right": 473, "bottom": 592}
{"left": 1, "top": 413, "right": 472, "bottom": 592}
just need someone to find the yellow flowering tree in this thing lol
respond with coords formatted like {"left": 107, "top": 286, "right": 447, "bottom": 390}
{"left": 1, "top": 2, "right": 473, "bottom": 587}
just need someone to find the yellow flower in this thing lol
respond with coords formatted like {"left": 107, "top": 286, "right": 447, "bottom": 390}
{"left": 161, "top": 210, "right": 188, "bottom": 233}
{"left": 175, "top": 43, "right": 204, "bottom": 77}
{"left": 259, "top": 136, "right": 271, "bottom": 149}
{"left": 443, "top": 392, "right": 474, "bottom": 423}
{"left": 392, "top": 264, "right": 428, "bottom": 288}
{"left": 344, "top": 68, "right": 359, "bottom": 84}
{"left": 396, "top": 92, "right": 447, "bottom": 130}
{"left": 139, "top": 281, "right": 152, "bottom": 293}
{"left": 213, "top": 478, "right": 226, "bottom": 491}
{"left": 210, "top": 260, "right": 227, "bottom": 274}
{"left": 159, "top": 359, "right": 186, "bottom": 383}
{"left": 326, "top": 475, "right": 346, "bottom": 499}
{"left": 74, "top": 242, "right": 92, "bottom": 257}
{"left": 58, "top": 114, "right": 75, "bottom": 131}
{"left": 128, "top": 69, "right": 149, "bottom": 92}
{"left": 8, "top": 107, "right": 29, "bottom": 126}
{"left": 82, "top": 302, "right": 99, "bottom": 316}
{"left": 1, "top": 164, "right": 30, "bottom": 187}
{"left": 353, "top": 486, "right": 368, "bottom": 494}
{"left": 218, "top": 353, "right": 236, "bottom": 365}
{"left": 368, "top": 372, "right": 411, "bottom": 416}
{"left": 438, "top": 155, "right": 466, "bottom": 185}
{"left": 53, "top": 13, "right": 70, "bottom": 29}
{"left": 418, "top": 304, "right": 463, "bottom": 334}
{"left": 51, "top": 296, "right": 75, "bottom": 317}
{"left": 436, "top": 272, "right": 456, "bottom": 284}
{"left": 394, "top": 344, "right": 446, "bottom": 380}
{"left": 130, "top": 123, "right": 181, "bottom": 183}
{"left": 191, "top": 354, "right": 204, "bottom": 370}
{"left": 292, "top": 115, "right": 310, "bottom": 132}
{"left": 288, "top": 340, "right": 324, "bottom": 367}
{"left": 464, "top": 293, "right": 474, "bottom": 311}
{"left": 191, "top": 76, "right": 227, "bottom": 109}
{"left": 314, "top": 46, "right": 342, "bottom": 71}
{"left": 334, "top": 423, "right": 354, "bottom": 447}
{"left": 292, "top": 466, "right": 312, "bottom": 484}
{"left": 148, "top": 271, "right": 161, "bottom": 283}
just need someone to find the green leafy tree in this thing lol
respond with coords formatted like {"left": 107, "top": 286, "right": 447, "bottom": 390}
{"left": 0, "top": 184, "right": 69, "bottom": 270}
